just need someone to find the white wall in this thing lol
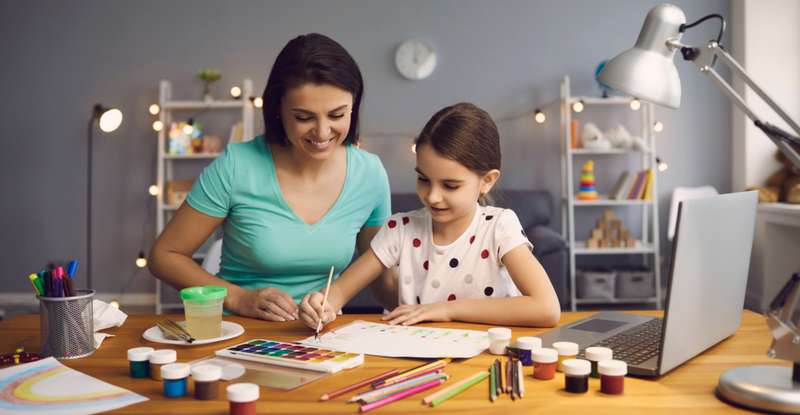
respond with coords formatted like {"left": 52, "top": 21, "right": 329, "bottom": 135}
{"left": 731, "top": 0, "right": 800, "bottom": 190}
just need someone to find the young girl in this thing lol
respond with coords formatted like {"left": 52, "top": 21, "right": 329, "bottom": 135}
{"left": 300, "top": 103, "right": 560, "bottom": 328}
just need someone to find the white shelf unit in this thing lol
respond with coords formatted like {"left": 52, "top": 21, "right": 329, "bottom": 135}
{"left": 559, "top": 76, "right": 662, "bottom": 311}
{"left": 154, "top": 79, "right": 256, "bottom": 314}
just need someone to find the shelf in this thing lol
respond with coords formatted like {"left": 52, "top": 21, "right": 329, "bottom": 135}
{"left": 164, "top": 153, "right": 220, "bottom": 160}
{"left": 569, "top": 96, "right": 635, "bottom": 106}
{"left": 569, "top": 148, "right": 648, "bottom": 155}
{"left": 162, "top": 100, "right": 246, "bottom": 110}
{"left": 573, "top": 197, "right": 652, "bottom": 206}
{"left": 574, "top": 241, "right": 655, "bottom": 255}
{"left": 575, "top": 297, "right": 658, "bottom": 305}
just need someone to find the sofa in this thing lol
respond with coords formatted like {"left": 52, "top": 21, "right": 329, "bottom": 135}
{"left": 343, "top": 189, "right": 569, "bottom": 312}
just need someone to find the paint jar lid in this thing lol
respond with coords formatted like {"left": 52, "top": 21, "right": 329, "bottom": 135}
{"left": 160, "top": 363, "right": 190, "bottom": 380}
{"left": 552, "top": 341, "right": 579, "bottom": 355}
{"left": 149, "top": 349, "right": 177, "bottom": 364}
{"left": 227, "top": 382, "right": 260, "bottom": 402}
{"left": 562, "top": 359, "right": 591, "bottom": 376}
{"left": 180, "top": 285, "right": 228, "bottom": 303}
{"left": 191, "top": 364, "right": 222, "bottom": 382}
{"left": 488, "top": 327, "right": 512, "bottom": 340}
{"left": 532, "top": 347, "right": 558, "bottom": 363}
{"left": 515, "top": 336, "right": 542, "bottom": 350}
{"left": 584, "top": 346, "right": 613, "bottom": 362}
{"left": 127, "top": 347, "right": 154, "bottom": 362}
{"left": 598, "top": 359, "right": 628, "bottom": 376}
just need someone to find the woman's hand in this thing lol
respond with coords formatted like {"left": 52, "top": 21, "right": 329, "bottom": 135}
{"left": 227, "top": 287, "right": 299, "bottom": 322}
{"left": 381, "top": 302, "right": 451, "bottom": 326}
{"left": 299, "top": 291, "right": 338, "bottom": 330}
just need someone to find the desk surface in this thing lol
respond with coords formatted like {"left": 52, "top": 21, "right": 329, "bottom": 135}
{"left": 0, "top": 311, "right": 781, "bottom": 414}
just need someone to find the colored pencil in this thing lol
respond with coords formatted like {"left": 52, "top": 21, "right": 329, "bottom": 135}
{"left": 355, "top": 373, "right": 448, "bottom": 404}
{"left": 510, "top": 358, "right": 517, "bottom": 400}
{"left": 517, "top": 359, "right": 524, "bottom": 399}
{"left": 315, "top": 266, "right": 334, "bottom": 340}
{"left": 496, "top": 359, "right": 504, "bottom": 395}
{"left": 375, "top": 358, "right": 451, "bottom": 387}
{"left": 375, "top": 364, "right": 446, "bottom": 389}
{"left": 429, "top": 371, "right": 489, "bottom": 407}
{"left": 320, "top": 368, "right": 400, "bottom": 401}
{"left": 424, "top": 370, "right": 489, "bottom": 405}
{"left": 490, "top": 362, "right": 496, "bottom": 402}
{"left": 360, "top": 378, "right": 444, "bottom": 413}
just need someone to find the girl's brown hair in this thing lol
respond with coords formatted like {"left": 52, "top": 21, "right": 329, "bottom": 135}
{"left": 415, "top": 102, "right": 501, "bottom": 205}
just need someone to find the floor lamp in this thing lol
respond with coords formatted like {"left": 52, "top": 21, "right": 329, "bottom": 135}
{"left": 597, "top": 4, "right": 800, "bottom": 413}
{"left": 87, "top": 104, "right": 123, "bottom": 291}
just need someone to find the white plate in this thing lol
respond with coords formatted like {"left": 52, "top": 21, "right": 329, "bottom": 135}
{"left": 142, "top": 321, "right": 245, "bottom": 345}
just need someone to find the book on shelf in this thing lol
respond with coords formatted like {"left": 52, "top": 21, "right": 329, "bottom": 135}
{"left": 611, "top": 171, "right": 632, "bottom": 200}
{"left": 627, "top": 170, "right": 647, "bottom": 200}
{"left": 640, "top": 169, "right": 654, "bottom": 200}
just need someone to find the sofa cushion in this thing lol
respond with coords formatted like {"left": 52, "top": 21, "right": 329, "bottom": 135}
{"left": 493, "top": 189, "right": 552, "bottom": 228}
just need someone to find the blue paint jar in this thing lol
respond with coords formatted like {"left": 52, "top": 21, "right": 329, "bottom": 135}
{"left": 515, "top": 337, "right": 541, "bottom": 366}
{"left": 161, "top": 363, "right": 190, "bottom": 398}
{"left": 127, "top": 347, "right": 153, "bottom": 378}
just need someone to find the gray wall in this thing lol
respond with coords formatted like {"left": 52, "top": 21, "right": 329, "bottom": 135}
{"left": 0, "top": 0, "right": 731, "bottom": 297}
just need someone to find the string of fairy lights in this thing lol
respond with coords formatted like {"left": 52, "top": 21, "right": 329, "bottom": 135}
{"left": 112, "top": 86, "right": 669, "bottom": 307}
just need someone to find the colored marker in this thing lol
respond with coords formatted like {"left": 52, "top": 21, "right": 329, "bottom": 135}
{"left": 28, "top": 274, "right": 44, "bottom": 296}
{"left": 67, "top": 260, "right": 79, "bottom": 278}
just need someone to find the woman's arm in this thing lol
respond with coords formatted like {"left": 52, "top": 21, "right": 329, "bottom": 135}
{"left": 383, "top": 245, "right": 561, "bottom": 327}
{"left": 149, "top": 204, "right": 298, "bottom": 321}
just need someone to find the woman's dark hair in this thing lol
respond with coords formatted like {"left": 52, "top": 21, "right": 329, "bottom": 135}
{"left": 415, "top": 102, "right": 501, "bottom": 205}
{"left": 262, "top": 33, "right": 363, "bottom": 146}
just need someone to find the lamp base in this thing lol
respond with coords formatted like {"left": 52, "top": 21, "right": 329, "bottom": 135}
{"left": 717, "top": 365, "right": 800, "bottom": 413}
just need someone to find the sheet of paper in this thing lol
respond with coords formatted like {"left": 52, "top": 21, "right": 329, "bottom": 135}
{"left": 0, "top": 357, "right": 147, "bottom": 415}
{"left": 300, "top": 320, "right": 489, "bottom": 358}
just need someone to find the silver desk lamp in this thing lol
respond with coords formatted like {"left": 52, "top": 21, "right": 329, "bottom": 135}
{"left": 598, "top": 3, "right": 800, "bottom": 412}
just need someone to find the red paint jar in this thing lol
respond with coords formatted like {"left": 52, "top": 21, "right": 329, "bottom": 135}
{"left": 227, "top": 383, "right": 259, "bottom": 415}
{"left": 599, "top": 359, "right": 627, "bottom": 395}
{"left": 532, "top": 348, "right": 558, "bottom": 380}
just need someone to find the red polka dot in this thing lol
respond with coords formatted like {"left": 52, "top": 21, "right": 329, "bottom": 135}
{"left": 402, "top": 217, "right": 410, "bottom": 225}
{"left": 447, "top": 294, "right": 456, "bottom": 301}
{"left": 388, "top": 219, "right": 397, "bottom": 228}
{"left": 481, "top": 249, "right": 489, "bottom": 259}
{"left": 423, "top": 260, "right": 429, "bottom": 271}
{"left": 469, "top": 235, "right": 475, "bottom": 244}
{"left": 413, "top": 238, "right": 421, "bottom": 247}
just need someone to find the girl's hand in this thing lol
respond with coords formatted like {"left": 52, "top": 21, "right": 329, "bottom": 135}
{"left": 228, "top": 287, "right": 298, "bottom": 322}
{"left": 381, "top": 302, "right": 451, "bottom": 326}
{"left": 299, "top": 291, "right": 337, "bottom": 330}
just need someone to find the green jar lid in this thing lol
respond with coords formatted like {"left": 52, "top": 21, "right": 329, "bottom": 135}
{"left": 180, "top": 286, "right": 227, "bottom": 302}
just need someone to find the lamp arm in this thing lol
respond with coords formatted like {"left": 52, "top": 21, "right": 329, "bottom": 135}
{"left": 685, "top": 41, "right": 800, "bottom": 169}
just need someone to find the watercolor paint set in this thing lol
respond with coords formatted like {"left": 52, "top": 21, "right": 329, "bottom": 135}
{"left": 215, "top": 339, "right": 364, "bottom": 373}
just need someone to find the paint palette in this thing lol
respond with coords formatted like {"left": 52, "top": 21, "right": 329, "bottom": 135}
{"left": 215, "top": 339, "right": 364, "bottom": 373}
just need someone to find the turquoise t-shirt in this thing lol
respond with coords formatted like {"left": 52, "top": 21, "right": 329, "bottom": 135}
{"left": 186, "top": 137, "right": 391, "bottom": 303}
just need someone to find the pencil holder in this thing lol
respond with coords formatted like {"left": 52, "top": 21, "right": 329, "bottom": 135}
{"left": 39, "top": 289, "right": 95, "bottom": 359}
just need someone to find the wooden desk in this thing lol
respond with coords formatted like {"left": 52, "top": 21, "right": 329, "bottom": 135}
{"left": 0, "top": 311, "right": 783, "bottom": 414}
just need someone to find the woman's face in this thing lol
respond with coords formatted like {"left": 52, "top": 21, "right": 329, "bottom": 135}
{"left": 279, "top": 83, "right": 353, "bottom": 160}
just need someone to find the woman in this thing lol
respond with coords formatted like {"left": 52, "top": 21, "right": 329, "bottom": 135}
{"left": 149, "top": 33, "right": 391, "bottom": 321}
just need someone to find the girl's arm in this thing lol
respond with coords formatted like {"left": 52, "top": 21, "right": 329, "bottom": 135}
{"left": 384, "top": 245, "right": 561, "bottom": 327}
{"left": 299, "top": 247, "right": 387, "bottom": 329}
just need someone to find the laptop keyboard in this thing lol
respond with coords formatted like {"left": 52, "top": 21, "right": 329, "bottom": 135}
{"left": 578, "top": 318, "right": 663, "bottom": 366}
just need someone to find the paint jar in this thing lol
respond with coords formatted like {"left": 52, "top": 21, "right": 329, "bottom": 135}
{"left": 227, "top": 382, "right": 259, "bottom": 415}
{"left": 180, "top": 286, "right": 227, "bottom": 340}
{"left": 532, "top": 347, "right": 558, "bottom": 380}
{"left": 552, "top": 341, "right": 579, "bottom": 372}
{"left": 149, "top": 349, "right": 177, "bottom": 381}
{"left": 127, "top": 347, "right": 153, "bottom": 378}
{"left": 488, "top": 327, "right": 512, "bottom": 355}
{"left": 515, "top": 337, "right": 541, "bottom": 366}
{"left": 584, "top": 346, "right": 613, "bottom": 378}
{"left": 562, "top": 359, "right": 591, "bottom": 393}
{"left": 192, "top": 364, "right": 222, "bottom": 400}
{"left": 161, "top": 363, "right": 190, "bottom": 398}
{"left": 599, "top": 359, "right": 627, "bottom": 395}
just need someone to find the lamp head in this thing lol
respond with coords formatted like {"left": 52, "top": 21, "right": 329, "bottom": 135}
{"left": 92, "top": 104, "right": 123, "bottom": 133}
{"left": 598, "top": 3, "right": 685, "bottom": 109}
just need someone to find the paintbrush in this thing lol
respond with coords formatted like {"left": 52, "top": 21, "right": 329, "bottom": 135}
{"left": 315, "top": 266, "right": 334, "bottom": 340}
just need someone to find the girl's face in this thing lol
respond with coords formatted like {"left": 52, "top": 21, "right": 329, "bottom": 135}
{"left": 279, "top": 83, "right": 353, "bottom": 160}
{"left": 415, "top": 143, "right": 499, "bottom": 226}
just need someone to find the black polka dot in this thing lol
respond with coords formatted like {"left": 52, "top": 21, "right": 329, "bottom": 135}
{"left": 449, "top": 258, "right": 459, "bottom": 268}
{"left": 416, "top": 296, "right": 421, "bottom": 304}
{"left": 484, "top": 286, "right": 494, "bottom": 296}
{"left": 485, "top": 215, "right": 494, "bottom": 220}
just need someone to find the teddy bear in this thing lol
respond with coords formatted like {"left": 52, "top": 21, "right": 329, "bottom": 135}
{"left": 748, "top": 149, "right": 800, "bottom": 203}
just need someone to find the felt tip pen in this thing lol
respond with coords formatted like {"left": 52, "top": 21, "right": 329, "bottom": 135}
{"left": 67, "top": 260, "right": 78, "bottom": 278}
{"left": 28, "top": 274, "right": 44, "bottom": 296}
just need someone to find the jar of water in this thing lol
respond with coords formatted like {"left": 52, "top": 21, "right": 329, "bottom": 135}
{"left": 179, "top": 286, "right": 227, "bottom": 340}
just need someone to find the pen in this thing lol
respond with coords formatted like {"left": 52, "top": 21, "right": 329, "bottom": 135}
{"left": 67, "top": 260, "right": 79, "bottom": 278}
{"left": 28, "top": 274, "right": 44, "bottom": 296}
